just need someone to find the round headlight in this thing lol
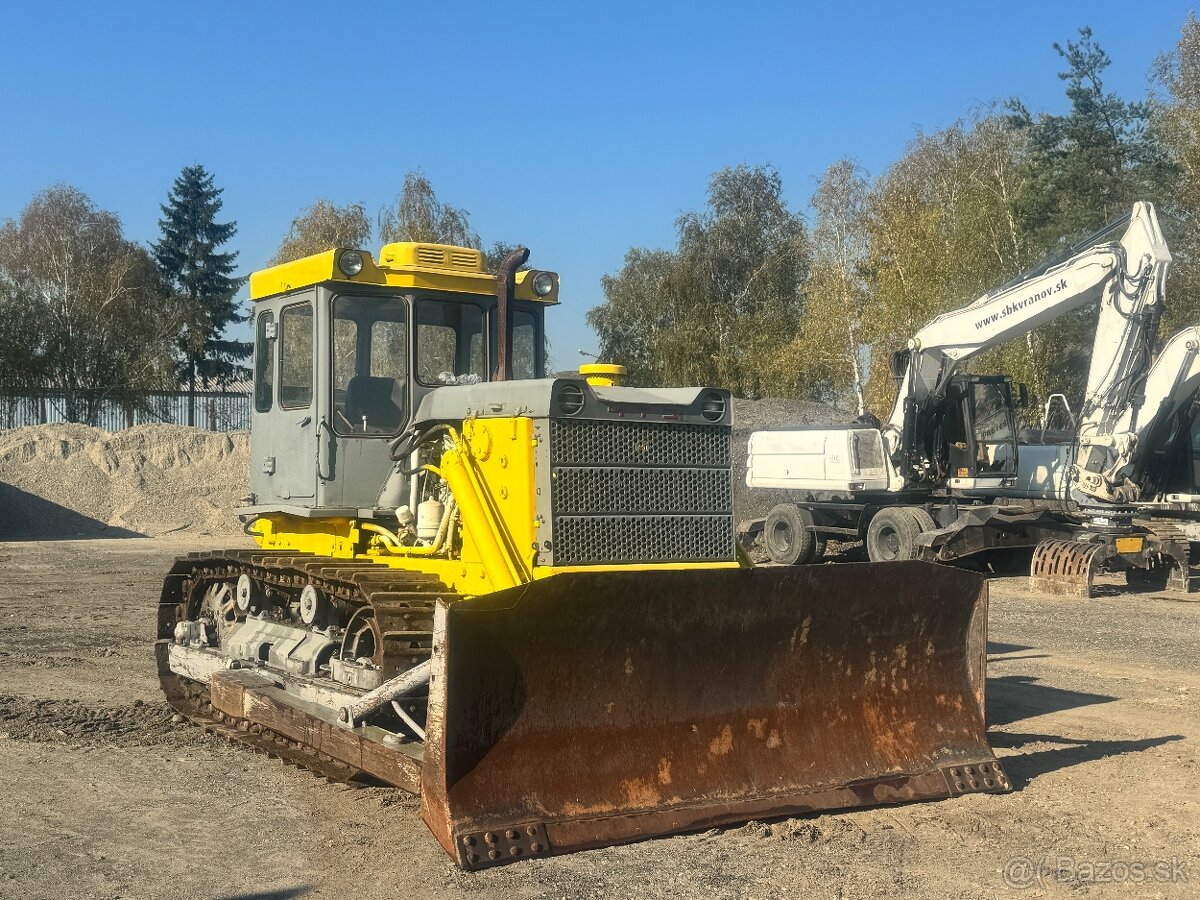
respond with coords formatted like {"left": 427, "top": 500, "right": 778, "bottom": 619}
{"left": 532, "top": 271, "right": 555, "bottom": 297}
{"left": 337, "top": 249, "right": 364, "bottom": 276}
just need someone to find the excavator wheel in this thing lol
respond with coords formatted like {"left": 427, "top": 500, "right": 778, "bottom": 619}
{"left": 866, "top": 506, "right": 925, "bottom": 562}
{"left": 906, "top": 506, "right": 937, "bottom": 534}
{"left": 763, "top": 503, "right": 823, "bottom": 565}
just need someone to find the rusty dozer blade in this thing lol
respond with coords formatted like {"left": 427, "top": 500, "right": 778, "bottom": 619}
{"left": 420, "top": 562, "right": 1009, "bottom": 869}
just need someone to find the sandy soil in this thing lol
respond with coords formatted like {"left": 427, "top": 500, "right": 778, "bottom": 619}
{"left": 0, "top": 537, "right": 1197, "bottom": 900}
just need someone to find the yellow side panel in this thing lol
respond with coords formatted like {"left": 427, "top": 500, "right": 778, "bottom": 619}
{"left": 462, "top": 416, "right": 539, "bottom": 568}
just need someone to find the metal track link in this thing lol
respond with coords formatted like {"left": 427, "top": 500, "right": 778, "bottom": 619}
{"left": 159, "top": 549, "right": 459, "bottom": 786}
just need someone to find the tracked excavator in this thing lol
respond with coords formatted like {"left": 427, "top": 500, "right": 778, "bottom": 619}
{"left": 747, "top": 202, "right": 1180, "bottom": 595}
{"left": 156, "top": 242, "right": 1009, "bottom": 868}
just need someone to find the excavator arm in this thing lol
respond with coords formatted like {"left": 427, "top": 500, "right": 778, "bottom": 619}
{"left": 886, "top": 202, "right": 1170, "bottom": 500}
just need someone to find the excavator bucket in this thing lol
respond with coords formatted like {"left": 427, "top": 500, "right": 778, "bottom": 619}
{"left": 421, "top": 561, "right": 1008, "bottom": 868}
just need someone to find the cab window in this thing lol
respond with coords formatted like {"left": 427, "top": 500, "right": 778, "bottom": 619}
{"left": 279, "top": 302, "right": 313, "bottom": 409}
{"left": 511, "top": 309, "right": 540, "bottom": 380}
{"left": 970, "top": 382, "right": 1017, "bottom": 474}
{"left": 416, "top": 299, "right": 486, "bottom": 384}
{"left": 332, "top": 295, "right": 408, "bottom": 435}
{"left": 488, "top": 306, "right": 544, "bottom": 380}
{"left": 254, "top": 311, "right": 274, "bottom": 413}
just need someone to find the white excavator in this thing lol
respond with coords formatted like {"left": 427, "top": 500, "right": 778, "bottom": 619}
{"left": 746, "top": 201, "right": 1187, "bottom": 595}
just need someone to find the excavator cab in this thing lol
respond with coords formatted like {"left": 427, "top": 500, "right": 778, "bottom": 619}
{"left": 944, "top": 375, "right": 1020, "bottom": 488}
{"left": 901, "top": 373, "right": 1020, "bottom": 489}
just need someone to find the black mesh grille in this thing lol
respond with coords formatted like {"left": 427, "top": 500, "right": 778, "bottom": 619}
{"left": 548, "top": 418, "right": 734, "bottom": 564}
{"left": 549, "top": 420, "right": 729, "bottom": 468}
{"left": 552, "top": 515, "right": 736, "bottom": 565}
{"left": 554, "top": 467, "right": 731, "bottom": 515}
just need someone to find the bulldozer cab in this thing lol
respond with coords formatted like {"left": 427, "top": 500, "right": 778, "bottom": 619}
{"left": 245, "top": 245, "right": 556, "bottom": 513}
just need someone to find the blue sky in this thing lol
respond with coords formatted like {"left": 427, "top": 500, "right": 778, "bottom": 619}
{"left": 0, "top": 1, "right": 1191, "bottom": 370}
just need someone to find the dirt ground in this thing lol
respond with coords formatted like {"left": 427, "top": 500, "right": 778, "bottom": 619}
{"left": 0, "top": 537, "right": 1197, "bottom": 900}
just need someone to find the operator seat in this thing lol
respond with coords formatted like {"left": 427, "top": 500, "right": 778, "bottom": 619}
{"left": 343, "top": 375, "right": 405, "bottom": 432}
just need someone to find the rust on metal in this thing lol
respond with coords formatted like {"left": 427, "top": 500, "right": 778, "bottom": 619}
{"left": 159, "top": 552, "right": 1010, "bottom": 869}
{"left": 420, "top": 561, "right": 1007, "bottom": 865}
{"left": 458, "top": 822, "right": 550, "bottom": 870}
{"left": 1030, "top": 539, "right": 1104, "bottom": 597}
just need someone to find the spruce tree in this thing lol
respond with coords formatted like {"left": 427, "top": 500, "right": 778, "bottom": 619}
{"left": 153, "top": 165, "right": 249, "bottom": 425}
{"left": 1008, "top": 28, "right": 1174, "bottom": 246}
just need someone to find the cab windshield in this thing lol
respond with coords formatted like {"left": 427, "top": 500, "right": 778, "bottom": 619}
{"left": 416, "top": 299, "right": 486, "bottom": 385}
{"left": 331, "top": 295, "right": 407, "bottom": 435}
{"left": 415, "top": 298, "right": 544, "bottom": 383}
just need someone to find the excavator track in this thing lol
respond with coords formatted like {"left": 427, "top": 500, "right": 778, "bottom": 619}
{"left": 156, "top": 549, "right": 457, "bottom": 790}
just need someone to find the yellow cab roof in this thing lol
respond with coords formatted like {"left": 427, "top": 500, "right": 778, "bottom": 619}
{"left": 248, "top": 242, "right": 559, "bottom": 305}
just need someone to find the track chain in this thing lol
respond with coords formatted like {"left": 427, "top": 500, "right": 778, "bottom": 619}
{"left": 158, "top": 549, "right": 457, "bottom": 786}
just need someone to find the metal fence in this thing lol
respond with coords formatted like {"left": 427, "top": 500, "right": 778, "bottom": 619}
{"left": 0, "top": 388, "right": 251, "bottom": 432}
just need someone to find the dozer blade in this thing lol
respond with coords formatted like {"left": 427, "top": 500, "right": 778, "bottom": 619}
{"left": 420, "top": 561, "right": 1009, "bottom": 869}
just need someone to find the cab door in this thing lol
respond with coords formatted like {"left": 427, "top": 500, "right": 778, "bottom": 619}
{"left": 268, "top": 294, "right": 318, "bottom": 504}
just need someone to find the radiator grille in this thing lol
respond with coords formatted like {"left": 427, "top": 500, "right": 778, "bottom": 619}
{"left": 554, "top": 466, "right": 731, "bottom": 515}
{"left": 549, "top": 419, "right": 734, "bottom": 564}
{"left": 552, "top": 515, "right": 736, "bottom": 565}
{"left": 549, "top": 420, "right": 729, "bottom": 468}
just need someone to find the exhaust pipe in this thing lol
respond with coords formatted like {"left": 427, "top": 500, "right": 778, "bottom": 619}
{"left": 494, "top": 246, "right": 530, "bottom": 382}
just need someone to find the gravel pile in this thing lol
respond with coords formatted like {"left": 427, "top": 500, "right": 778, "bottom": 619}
{"left": 0, "top": 424, "right": 250, "bottom": 539}
{"left": 732, "top": 397, "right": 851, "bottom": 523}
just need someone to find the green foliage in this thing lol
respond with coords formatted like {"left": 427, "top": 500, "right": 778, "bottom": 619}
{"left": 788, "top": 160, "right": 870, "bottom": 411}
{"left": 591, "top": 248, "right": 677, "bottom": 386}
{"left": 153, "top": 165, "right": 249, "bottom": 397}
{"left": 860, "top": 28, "right": 1177, "bottom": 421}
{"left": 378, "top": 172, "right": 481, "bottom": 249}
{"left": 862, "top": 112, "right": 1041, "bottom": 412}
{"left": 1153, "top": 14, "right": 1200, "bottom": 338}
{"left": 270, "top": 199, "right": 371, "bottom": 265}
{"left": 590, "top": 164, "right": 811, "bottom": 398}
{"left": 1009, "top": 27, "right": 1174, "bottom": 245}
{"left": 0, "top": 186, "right": 180, "bottom": 423}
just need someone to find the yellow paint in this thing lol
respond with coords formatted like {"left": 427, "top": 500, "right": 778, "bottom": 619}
{"left": 247, "top": 413, "right": 740, "bottom": 599}
{"left": 1115, "top": 536, "right": 1144, "bottom": 553}
{"left": 249, "top": 243, "right": 560, "bottom": 305}
{"left": 579, "top": 363, "right": 627, "bottom": 386}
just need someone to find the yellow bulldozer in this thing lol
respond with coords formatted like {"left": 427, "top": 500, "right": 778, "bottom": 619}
{"left": 156, "top": 242, "right": 1009, "bottom": 869}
